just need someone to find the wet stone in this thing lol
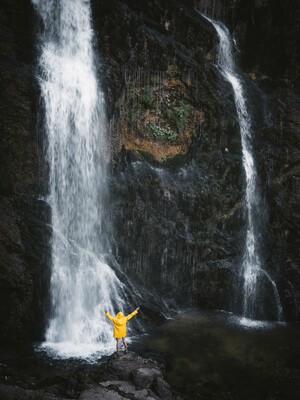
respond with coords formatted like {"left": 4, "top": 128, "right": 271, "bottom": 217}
{"left": 132, "top": 367, "right": 162, "bottom": 389}
{"left": 79, "top": 386, "right": 126, "bottom": 400}
{"left": 106, "top": 351, "right": 162, "bottom": 381}
{"left": 100, "top": 381, "right": 158, "bottom": 399}
{"left": 153, "top": 376, "right": 173, "bottom": 400}
{"left": 0, "top": 351, "right": 175, "bottom": 400}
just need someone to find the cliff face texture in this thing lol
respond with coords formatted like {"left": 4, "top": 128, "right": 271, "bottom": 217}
{"left": 93, "top": 0, "right": 300, "bottom": 320}
{"left": 234, "top": 0, "right": 300, "bottom": 320}
{"left": 0, "top": 0, "right": 299, "bottom": 342}
{"left": 0, "top": 0, "right": 49, "bottom": 342}
{"left": 93, "top": 0, "right": 245, "bottom": 315}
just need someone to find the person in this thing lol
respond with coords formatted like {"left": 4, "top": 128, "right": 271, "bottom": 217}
{"left": 105, "top": 307, "right": 140, "bottom": 354}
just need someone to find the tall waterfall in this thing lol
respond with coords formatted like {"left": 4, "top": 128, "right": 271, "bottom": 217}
{"left": 33, "top": 0, "right": 124, "bottom": 357}
{"left": 202, "top": 15, "right": 282, "bottom": 321}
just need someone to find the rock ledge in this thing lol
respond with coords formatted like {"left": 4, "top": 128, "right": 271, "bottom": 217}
{"left": 0, "top": 351, "right": 182, "bottom": 400}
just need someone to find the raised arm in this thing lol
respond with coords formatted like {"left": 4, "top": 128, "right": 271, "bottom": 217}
{"left": 126, "top": 307, "right": 140, "bottom": 321}
{"left": 105, "top": 311, "right": 115, "bottom": 322}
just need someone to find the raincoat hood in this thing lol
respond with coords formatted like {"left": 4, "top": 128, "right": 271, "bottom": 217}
{"left": 116, "top": 312, "right": 124, "bottom": 318}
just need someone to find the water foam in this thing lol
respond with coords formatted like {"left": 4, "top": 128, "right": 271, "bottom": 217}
{"left": 33, "top": 0, "right": 125, "bottom": 358}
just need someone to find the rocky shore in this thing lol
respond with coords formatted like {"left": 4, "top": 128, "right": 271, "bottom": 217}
{"left": 0, "top": 351, "right": 181, "bottom": 400}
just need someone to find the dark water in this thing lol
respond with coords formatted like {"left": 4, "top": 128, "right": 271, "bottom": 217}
{"left": 132, "top": 310, "right": 300, "bottom": 400}
{"left": 1, "top": 310, "right": 299, "bottom": 400}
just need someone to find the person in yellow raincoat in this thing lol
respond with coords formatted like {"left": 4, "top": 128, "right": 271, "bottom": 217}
{"left": 105, "top": 307, "right": 140, "bottom": 354}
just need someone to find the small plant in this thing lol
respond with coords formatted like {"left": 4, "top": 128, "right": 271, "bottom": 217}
{"left": 147, "top": 121, "right": 177, "bottom": 141}
{"left": 165, "top": 101, "right": 191, "bottom": 133}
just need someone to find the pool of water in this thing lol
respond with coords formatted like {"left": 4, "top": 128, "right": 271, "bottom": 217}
{"left": 132, "top": 310, "right": 300, "bottom": 400}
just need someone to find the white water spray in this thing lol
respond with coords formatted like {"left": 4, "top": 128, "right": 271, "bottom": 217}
{"left": 33, "top": 0, "right": 125, "bottom": 357}
{"left": 202, "top": 14, "right": 282, "bottom": 320}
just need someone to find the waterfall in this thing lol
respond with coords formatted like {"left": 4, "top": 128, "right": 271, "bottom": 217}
{"left": 33, "top": 0, "right": 125, "bottom": 357}
{"left": 202, "top": 14, "right": 282, "bottom": 321}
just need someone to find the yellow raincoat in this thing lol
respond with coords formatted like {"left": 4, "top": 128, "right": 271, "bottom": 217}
{"left": 105, "top": 310, "right": 138, "bottom": 338}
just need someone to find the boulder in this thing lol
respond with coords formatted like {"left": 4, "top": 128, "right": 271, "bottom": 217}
{"left": 106, "top": 351, "right": 162, "bottom": 381}
{"left": 132, "top": 367, "right": 162, "bottom": 389}
{"left": 153, "top": 376, "right": 173, "bottom": 400}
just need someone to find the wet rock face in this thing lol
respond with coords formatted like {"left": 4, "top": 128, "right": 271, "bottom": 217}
{"left": 93, "top": 0, "right": 253, "bottom": 315}
{"left": 231, "top": 0, "right": 300, "bottom": 319}
{"left": 235, "top": 0, "right": 300, "bottom": 82}
{"left": 0, "top": 0, "right": 49, "bottom": 342}
{"left": 93, "top": 0, "right": 300, "bottom": 319}
{"left": 253, "top": 85, "right": 300, "bottom": 321}
{"left": 110, "top": 159, "right": 243, "bottom": 313}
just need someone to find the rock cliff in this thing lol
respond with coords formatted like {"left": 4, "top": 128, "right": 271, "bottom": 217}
{"left": 233, "top": 0, "right": 300, "bottom": 320}
{"left": 93, "top": 0, "right": 300, "bottom": 319}
{"left": 0, "top": 0, "right": 50, "bottom": 343}
{"left": 0, "top": 0, "right": 299, "bottom": 343}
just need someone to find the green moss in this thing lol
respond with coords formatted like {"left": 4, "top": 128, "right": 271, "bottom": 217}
{"left": 205, "top": 52, "right": 212, "bottom": 61}
{"left": 164, "top": 101, "right": 192, "bottom": 133}
{"left": 124, "top": 85, "right": 154, "bottom": 108}
{"left": 125, "top": 87, "right": 136, "bottom": 101}
{"left": 147, "top": 121, "right": 177, "bottom": 141}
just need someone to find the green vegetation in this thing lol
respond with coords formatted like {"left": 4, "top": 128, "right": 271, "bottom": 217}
{"left": 205, "top": 52, "right": 212, "bottom": 61}
{"left": 147, "top": 121, "right": 177, "bottom": 141}
{"left": 164, "top": 101, "right": 192, "bottom": 133}
{"left": 124, "top": 85, "right": 154, "bottom": 108}
{"left": 125, "top": 87, "right": 136, "bottom": 101}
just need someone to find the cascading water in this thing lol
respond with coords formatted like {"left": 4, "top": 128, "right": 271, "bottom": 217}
{"left": 33, "top": 0, "right": 125, "bottom": 357}
{"left": 202, "top": 14, "right": 282, "bottom": 321}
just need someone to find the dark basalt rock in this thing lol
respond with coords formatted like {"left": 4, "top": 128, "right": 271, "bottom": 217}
{"left": 0, "top": 351, "right": 182, "bottom": 400}
{"left": 94, "top": 0, "right": 300, "bottom": 320}
{"left": 132, "top": 366, "right": 162, "bottom": 388}
{"left": 254, "top": 84, "right": 300, "bottom": 321}
{"left": 92, "top": 0, "right": 245, "bottom": 315}
{"left": 0, "top": 0, "right": 50, "bottom": 342}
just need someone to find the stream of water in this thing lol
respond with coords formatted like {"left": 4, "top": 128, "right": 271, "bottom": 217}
{"left": 33, "top": 0, "right": 125, "bottom": 358}
{"left": 202, "top": 15, "right": 282, "bottom": 320}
